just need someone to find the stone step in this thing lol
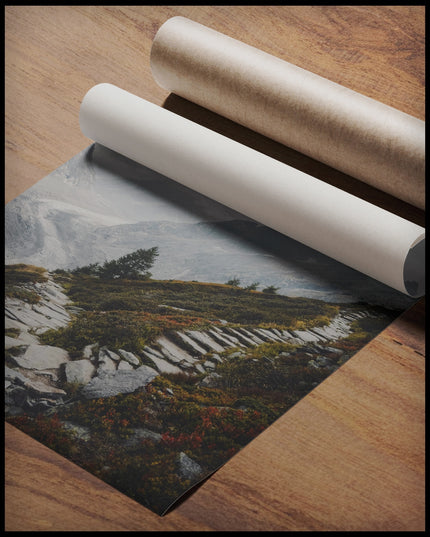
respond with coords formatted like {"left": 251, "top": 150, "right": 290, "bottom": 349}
{"left": 157, "top": 335, "right": 198, "bottom": 365}
{"left": 209, "top": 327, "right": 244, "bottom": 348}
{"left": 176, "top": 331, "right": 207, "bottom": 354}
{"left": 185, "top": 330, "right": 226, "bottom": 353}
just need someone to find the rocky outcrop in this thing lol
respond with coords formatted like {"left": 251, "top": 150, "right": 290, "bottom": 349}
{"left": 138, "top": 310, "right": 366, "bottom": 377}
{"left": 81, "top": 365, "right": 159, "bottom": 399}
{"left": 5, "top": 277, "right": 72, "bottom": 336}
{"left": 5, "top": 270, "right": 369, "bottom": 416}
{"left": 5, "top": 274, "right": 74, "bottom": 414}
{"left": 5, "top": 365, "right": 67, "bottom": 415}
{"left": 5, "top": 269, "right": 382, "bottom": 510}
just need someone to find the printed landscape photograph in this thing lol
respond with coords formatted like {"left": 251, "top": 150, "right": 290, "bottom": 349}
{"left": 5, "top": 144, "right": 416, "bottom": 515}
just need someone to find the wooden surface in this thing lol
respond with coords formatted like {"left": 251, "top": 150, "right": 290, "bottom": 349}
{"left": 5, "top": 5, "right": 425, "bottom": 531}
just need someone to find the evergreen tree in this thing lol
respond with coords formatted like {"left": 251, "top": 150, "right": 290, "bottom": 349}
{"left": 72, "top": 247, "right": 158, "bottom": 280}
{"left": 226, "top": 277, "right": 241, "bottom": 287}
{"left": 262, "top": 285, "right": 279, "bottom": 294}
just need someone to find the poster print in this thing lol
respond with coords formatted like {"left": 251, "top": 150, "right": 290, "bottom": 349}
{"left": 5, "top": 144, "right": 415, "bottom": 514}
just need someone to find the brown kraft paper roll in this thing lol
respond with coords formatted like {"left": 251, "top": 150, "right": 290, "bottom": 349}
{"left": 150, "top": 16, "right": 425, "bottom": 210}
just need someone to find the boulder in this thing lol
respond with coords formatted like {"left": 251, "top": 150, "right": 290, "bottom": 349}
{"left": 177, "top": 452, "right": 203, "bottom": 481}
{"left": 81, "top": 365, "right": 159, "bottom": 399}
{"left": 83, "top": 343, "right": 97, "bottom": 359}
{"left": 64, "top": 359, "right": 96, "bottom": 385}
{"left": 125, "top": 428, "right": 162, "bottom": 446}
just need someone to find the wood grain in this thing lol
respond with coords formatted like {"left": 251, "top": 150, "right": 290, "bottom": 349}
{"left": 5, "top": 5, "right": 425, "bottom": 531}
{"left": 179, "top": 330, "right": 425, "bottom": 531}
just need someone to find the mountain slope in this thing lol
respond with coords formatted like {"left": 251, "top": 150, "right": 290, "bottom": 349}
{"left": 5, "top": 263, "right": 403, "bottom": 515}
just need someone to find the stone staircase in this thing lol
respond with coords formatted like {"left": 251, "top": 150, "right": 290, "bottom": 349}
{"left": 5, "top": 272, "right": 368, "bottom": 408}
{"left": 141, "top": 310, "right": 367, "bottom": 374}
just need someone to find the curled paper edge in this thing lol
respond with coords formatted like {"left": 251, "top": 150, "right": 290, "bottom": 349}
{"left": 79, "top": 83, "right": 425, "bottom": 297}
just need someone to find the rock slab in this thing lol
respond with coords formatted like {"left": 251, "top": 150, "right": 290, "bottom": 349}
{"left": 12, "top": 344, "right": 69, "bottom": 370}
{"left": 81, "top": 365, "right": 159, "bottom": 399}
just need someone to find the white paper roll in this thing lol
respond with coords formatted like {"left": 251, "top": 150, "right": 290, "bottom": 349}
{"left": 79, "top": 83, "right": 425, "bottom": 297}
